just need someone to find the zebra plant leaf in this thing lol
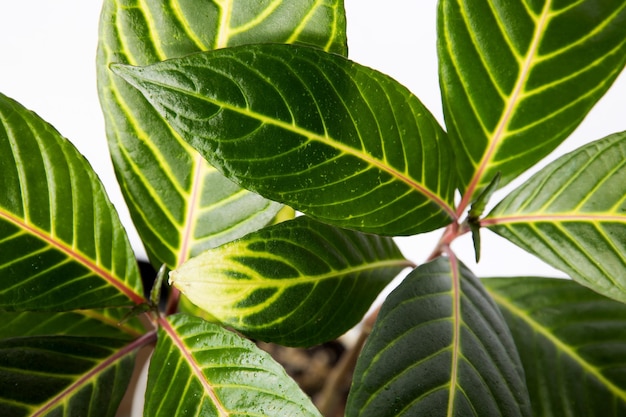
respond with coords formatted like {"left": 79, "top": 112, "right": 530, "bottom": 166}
{"left": 145, "top": 314, "right": 322, "bottom": 417}
{"left": 438, "top": 0, "right": 626, "bottom": 204}
{"left": 97, "top": 0, "right": 346, "bottom": 268}
{"left": 0, "top": 93, "right": 144, "bottom": 311}
{"left": 346, "top": 256, "right": 531, "bottom": 417}
{"left": 483, "top": 277, "right": 626, "bottom": 416}
{"left": 111, "top": 43, "right": 458, "bottom": 236}
{"left": 484, "top": 132, "right": 626, "bottom": 303}
{"left": 169, "top": 216, "right": 411, "bottom": 346}
{"left": 0, "top": 326, "right": 141, "bottom": 417}
{"left": 0, "top": 309, "right": 145, "bottom": 340}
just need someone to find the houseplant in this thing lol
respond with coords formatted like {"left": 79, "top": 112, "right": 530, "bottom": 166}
{"left": 1, "top": 1, "right": 626, "bottom": 416}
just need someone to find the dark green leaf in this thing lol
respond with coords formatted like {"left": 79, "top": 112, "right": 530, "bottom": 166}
{"left": 468, "top": 172, "right": 501, "bottom": 221}
{"left": 485, "top": 132, "right": 626, "bottom": 303}
{"left": 438, "top": 0, "right": 626, "bottom": 203}
{"left": 0, "top": 310, "right": 148, "bottom": 417}
{"left": 169, "top": 216, "right": 411, "bottom": 346}
{"left": 0, "top": 310, "right": 145, "bottom": 340}
{"left": 0, "top": 93, "right": 144, "bottom": 311}
{"left": 97, "top": 0, "right": 346, "bottom": 268}
{"left": 112, "top": 43, "right": 458, "bottom": 236}
{"left": 346, "top": 256, "right": 531, "bottom": 417}
{"left": 468, "top": 172, "right": 501, "bottom": 262}
{"left": 145, "top": 314, "right": 322, "bottom": 416}
{"left": 0, "top": 335, "right": 137, "bottom": 417}
{"left": 484, "top": 277, "right": 626, "bottom": 416}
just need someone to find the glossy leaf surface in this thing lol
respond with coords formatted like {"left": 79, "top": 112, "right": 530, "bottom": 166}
{"left": 170, "top": 216, "right": 410, "bottom": 346}
{"left": 0, "top": 93, "right": 144, "bottom": 311}
{"left": 485, "top": 132, "right": 626, "bottom": 303}
{"left": 484, "top": 277, "right": 626, "bottom": 416}
{"left": 438, "top": 0, "right": 626, "bottom": 203}
{"left": 0, "top": 320, "right": 139, "bottom": 417}
{"left": 98, "top": 0, "right": 346, "bottom": 268}
{"left": 145, "top": 314, "right": 322, "bottom": 416}
{"left": 346, "top": 256, "right": 531, "bottom": 417}
{"left": 112, "top": 44, "right": 458, "bottom": 235}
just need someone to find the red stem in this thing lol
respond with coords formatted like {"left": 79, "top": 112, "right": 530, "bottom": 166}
{"left": 165, "top": 287, "right": 181, "bottom": 316}
{"left": 426, "top": 220, "right": 470, "bottom": 262}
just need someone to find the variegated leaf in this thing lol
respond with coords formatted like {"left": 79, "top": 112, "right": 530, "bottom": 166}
{"left": 484, "top": 277, "right": 626, "bottom": 416}
{"left": 170, "top": 216, "right": 410, "bottom": 346}
{"left": 111, "top": 44, "right": 458, "bottom": 235}
{"left": 438, "top": 0, "right": 626, "bottom": 207}
{"left": 346, "top": 256, "right": 531, "bottom": 417}
{"left": 0, "top": 311, "right": 146, "bottom": 417}
{"left": 485, "top": 132, "right": 626, "bottom": 303}
{"left": 145, "top": 314, "right": 322, "bottom": 416}
{"left": 97, "top": 0, "right": 347, "bottom": 268}
{"left": 0, "top": 93, "right": 144, "bottom": 311}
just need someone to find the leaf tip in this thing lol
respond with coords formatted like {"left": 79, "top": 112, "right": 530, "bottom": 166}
{"left": 108, "top": 62, "right": 140, "bottom": 85}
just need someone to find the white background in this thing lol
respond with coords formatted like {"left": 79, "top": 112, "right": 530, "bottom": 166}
{"left": 1, "top": 0, "right": 625, "bottom": 279}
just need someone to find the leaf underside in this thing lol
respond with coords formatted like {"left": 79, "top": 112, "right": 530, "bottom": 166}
{"left": 346, "top": 256, "right": 531, "bottom": 417}
{"left": 484, "top": 277, "right": 626, "bottom": 416}
{"left": 486, "top": 132, "right": 626, "bottom": 303}
{"left": 0, "top": 92, "right": 143, "bottom": 311}
{"left": 439, "top": 0, "right": 626, "bottom": 199}
{"left": 145, "top": 314, "right": 322, "bottom": 417}
{"left": 112, "top": 43, "right": 458, "bottom": 236}
{"left": 170, "top": 216, "right": 411, "bottom": 346}
{"left": 97, "top": 0, "right": 347, "bottom": 268}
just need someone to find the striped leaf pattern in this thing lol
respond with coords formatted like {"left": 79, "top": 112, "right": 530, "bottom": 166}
{"left": 169, "top": 216, "right": 411, "bottom": 346}
{"left": 0, "top": 334, "right": 138, "bottom": 417}
{"left": 112, "top": 44, "right": 458, "bottom": 236}
{"left": 97, "top": 0, "right": 346, "bottom": 268}
{"left": 485, "top": 132, "right": 626, "bottom": 303}
{"left": 0, "top": 93, "right": 144, "bottom": 311}
{"left": 0, "top": 310, "right": 145, "bottom": 340}
{"left": 438, "top": 0, "right": 626, "bottom": 204}
{"left": 483, "top": 277, "right": 626, "bottom": 416}
{"left": 346, "top": 256, "right": 531, "bottom": 417}
{"left": 145, "top": 314, "right": 322, "bottom": 417}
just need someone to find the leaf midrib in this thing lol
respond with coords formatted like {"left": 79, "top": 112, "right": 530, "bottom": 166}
{"left": 31, "top": 332, "right": 152, "bottom": 417}
{"left": 178, "top": 154, "right": 205, "bottom": 266}
{"left": 139, "top": 75, "right": 457, "bottom": 219}
{"left": 174, "top": 257, "right": 414, "bottom": 287}
{"left": 483, "top": 213, "right": 626, "bottom": 226}
{"left": 107, "top": 67, "right": 208, "bottom": 265}
{"left": 446, "top": 252, "right": 462, "bottom": 417}
{"left": 214, "top": 0, "right": 233, "bottom": 49}
{"left": 161, "top": 317, "right": 231, "bottom": 416}
{"left": 0, "top": 208, "right": 145, "bottom": 305}
{"left": 458, "top": 1, "right": 552, "bottom": 213}
{"left": 488, "top": 289, "right": 626, "bottom": 402}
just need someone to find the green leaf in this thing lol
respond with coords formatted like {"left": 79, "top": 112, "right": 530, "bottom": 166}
{"left": 0, "top": 310, "right": 148, "bottom": 417}
{"left": 145, "top": 314, "right": 322, "bottom": 417}
{"left": 483, "top": 277, "right": 626, "bottom": 416}
{"left": 438, "top": 0, "right": 626, "bottom": 203}
{"left": 0, "top": 334, "right": 139, "bottom": 417}
{"left": 97, "top": 0, "right": 346, "bottom": 268}
{"left": 111, "top": 43, "right": 458, "bottom": 236}
{"left": 484, "top": 132, "right": 626, "bottom": 303}
{"left": 0, "top": 93, "right": 144, "bottom": 311}
{"left": 468, "top": 172, "right": 501, "bottom": 262}
{"left": 169, "top": 216, "right": 410, "bottom": 346}
{"left": 346, "top": 256, "right": 531, "bottom": 417}
{"left": 0, "top": 310, "right": 145, "bottom": 340}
